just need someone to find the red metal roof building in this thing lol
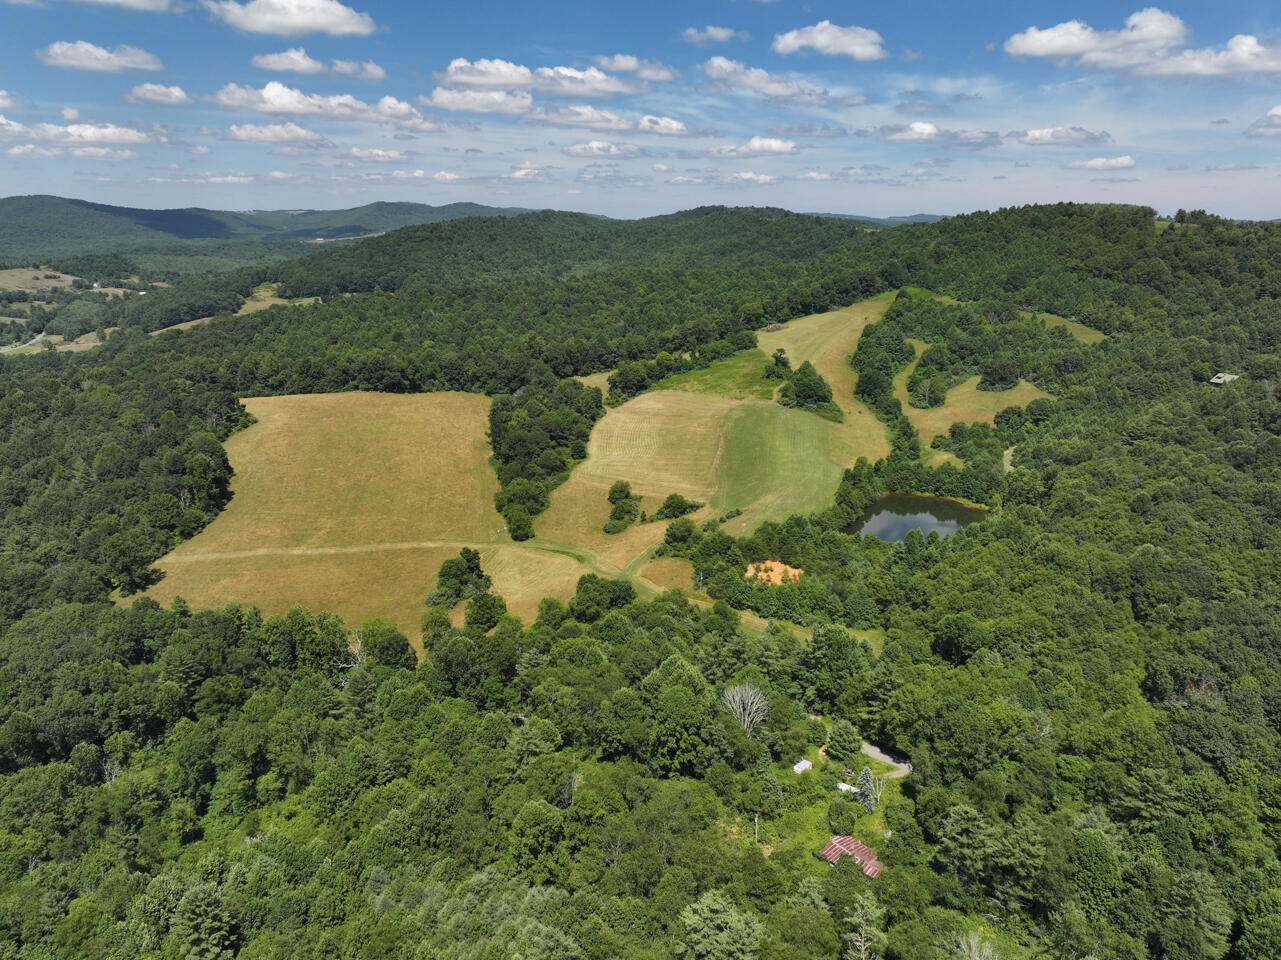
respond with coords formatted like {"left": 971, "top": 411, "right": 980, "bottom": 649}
{"left": 820, "top": 835, "right": 884, "bottom": 878}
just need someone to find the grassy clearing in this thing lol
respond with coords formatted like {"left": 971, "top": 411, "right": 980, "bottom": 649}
{"left": 572, "top": 370, "right": 613, "bottom": 393}
{"left": 1036, "top": 311, "right": 1107, "bottom": 344}
{"left": 150, "top": 317, "right": 212, "bottom": 336}
{"left": 237, "top": 282, "right": 320, "bottom": 316}
{"left": 656, "top": 349, "right": 777, "bottom": 400}
{"left": 142, "top": 392, "right": 600, "bottom": 640}
{"left": 0, "top": 268, "right": 76, "bottom": 292}
{"left": 894, "top": 339, "right": 1050, "bottom": 463}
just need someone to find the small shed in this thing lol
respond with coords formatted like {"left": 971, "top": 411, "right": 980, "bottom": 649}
{"left": 836, "top": 781, "right": 856, "bottom": 794}
{"left": 821, "top": 835, "right": 884, "bottom": 878}
{"left": 1209, "top": 372, "right": 1240, "bottom": 386}
{"left": 792, "top": 758, "right": 813, "bottom": 774}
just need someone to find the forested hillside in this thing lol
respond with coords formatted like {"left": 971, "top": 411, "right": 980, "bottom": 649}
{"left": 0, "top": 204, "right": 1279, "bottom": 960}
{"left": 0, "top": 195, "right": 530, "bottom": 266}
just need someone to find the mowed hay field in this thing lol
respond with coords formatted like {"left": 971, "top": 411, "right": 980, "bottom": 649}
{"left": 537, "top": 300, "right": 895, "bottom": 575}
{"left": 145, "top": 392, "right": 595, "bottom": 640}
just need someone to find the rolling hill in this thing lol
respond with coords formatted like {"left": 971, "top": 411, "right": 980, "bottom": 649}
{"left": 0, "top": 195, "right": 531, "bottom": 262}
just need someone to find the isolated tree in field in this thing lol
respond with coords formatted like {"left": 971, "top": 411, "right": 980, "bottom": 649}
{"left": 857, "top": 766, "right": 877, "bottom": 812}
{"left": 721, "top": 684, "right": 770, "bottom": 739}
{"left": 680, "top": 890, "right": 763, "bottom": 960}
{"left": 827, "top": 719, "right": 862, "bottom": 764}
{"left": 607, "top": 480, "right": 633, "bottom": 503}
{"left": 842, "top": 894, "right": 885, "bottom": 960}
{"left": 763, "top": 348, "right": 791, "bottom": 380}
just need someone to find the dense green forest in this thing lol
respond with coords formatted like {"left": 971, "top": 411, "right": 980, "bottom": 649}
{"left": 1, "top": 203, "right": 1280, "bottom": 959}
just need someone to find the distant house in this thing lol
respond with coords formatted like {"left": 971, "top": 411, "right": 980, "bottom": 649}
{"left": 1209, "top": 372, "right": 1240, "bottom": 386}
{"left": 821, "top": 835, "right": 884, "bottom": 878}
{"left": 792, "top": 758, "right": 813, "bottom": 774}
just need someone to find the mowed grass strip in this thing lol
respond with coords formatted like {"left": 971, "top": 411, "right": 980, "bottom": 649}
{"left": 145, "top": 392, "right": 512, "bottom": 637}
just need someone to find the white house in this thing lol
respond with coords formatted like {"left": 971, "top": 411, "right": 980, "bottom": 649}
{"left": 792, "top": 758, "right": 813, "bottom": 774}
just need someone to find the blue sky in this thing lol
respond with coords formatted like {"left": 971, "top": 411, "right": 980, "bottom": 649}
{"left": 1, "top": 0, "right": 1280, "bottom": 217}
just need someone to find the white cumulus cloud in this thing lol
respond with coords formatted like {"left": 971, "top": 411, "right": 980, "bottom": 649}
{"left": 37, "top": 40, "right": 163, "bottom": 72}
{"left": 563, "top": 139, "right": 639, "bottom": 157}
{"left": 127, "top": 83, "right": 193, "bottom": 104}
{"left": 212, "top": 81, "right": 437, "bottom": 130}
{"left": 712, "top": 135, "right": 797, "bottom": 157}
{"left": 1067, "top": 155, "right": 1136, "bottom": 169}
{"left": 593, "top": 54, "right": 678, "bottom": 82}
{"left": 435, "top": 57, "right": 533, "bottom": 89}
{"left": 226, "top": 121, "right": 322, "bottom": 141}
{"left": 254, "top": 48, "right": 385, "bottom": 79}
{"left": 1006, "top": 8, "right": 1281, "bottom": 75}
{"left": 425, "top": 88, "right": 533, "bottom": 114}
{"left": 682, "top": 25, "right": 744, "bottom": 45}
{"left": 33, "top": 121, "right": 150, "bottom": 144}
{"left": 533, "top": 65, "right": 641, "bottom": 97}
{"left": 699, "top": 56, "right": 826, "bottom": 104}
{"left": 69, "top": 146, "right": 136, "bottom": 160}
{"left": 532, "top": 104, "right": 630, "bottom": 130}
{"left": 771, "top": 20, "right": 887, "bottom": 60}
{"left": 252, "top": 47, "right": 325, "bottom": 73}
{"left": 333, "top": 58, "right": 384, "bottom": 80}
{"left": 8, "top": 144, "right": 61, "bottom": 157}
{"left": 859, "top": 121, "right": 1001, "bottom": 149}
{"left": 0, "top": 92, "right": 14, "bottom": 109}
{"left": 1013, "top": 126, "right": 1111, "bottom": 146}
{"left": 349, "top": 146, "right": 406, "bottom": 161}
{"left": 637, "top": 114, "right": 689, "bottom": 136}
{"left": 733, "top": 171, "right": 775, "bottom": 183}
{"left": 203, "top": 0, "right": 376, "bottom": 36}
{"left": 1246, "top": 105, "right": 1281, "bottom": 136}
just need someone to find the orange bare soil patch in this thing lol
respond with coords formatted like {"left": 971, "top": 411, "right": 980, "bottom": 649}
{"left": 746, "top": 560, "right": 803, "bottom": 585}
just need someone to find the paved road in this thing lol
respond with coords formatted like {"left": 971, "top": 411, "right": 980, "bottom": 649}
{"left": 861, "top": 741, "right": 913, "bottom": 778}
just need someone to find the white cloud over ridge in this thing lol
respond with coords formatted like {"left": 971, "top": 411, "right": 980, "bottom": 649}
{"left": 771, "top": 20, "right": 887, "bottom": 60}
{"left": 1006, "top": 8, "right": 1281, "bottom": 75}
{"left": 203, "top": 0, "right": 376, "bottom": 36}
{"left": 37, "top": 41, "right": 163, "bottom": 71}
{"left": 128, "top": 83, "right": 193, "bottom": 104}
{"left": 213, "top": 81, "right": 437, "bottom": 130}
{"left": 1068, "top": 155, "right": 1136, "bottom": 169}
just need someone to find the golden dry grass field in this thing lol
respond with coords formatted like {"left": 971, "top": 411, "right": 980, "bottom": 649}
{"left": 0, "top": 268, "right": 76, "bottom": 292}
{"left": 145, "top": 393, "right": 597, "bottom": 642}
{"left": 140, "top": 297, "right": 1057, "bottom": 643}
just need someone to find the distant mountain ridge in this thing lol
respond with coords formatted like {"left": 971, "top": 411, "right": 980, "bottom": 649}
{"left": 806, "top": 212, "right": 945, "bottom": 228}
{"left": 0, "top": 196, "right": 533, "bottom": 261}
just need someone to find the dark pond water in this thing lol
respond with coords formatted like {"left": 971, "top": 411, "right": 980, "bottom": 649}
{"left": 853, "top": 493, "right": 987, "bottom": 542}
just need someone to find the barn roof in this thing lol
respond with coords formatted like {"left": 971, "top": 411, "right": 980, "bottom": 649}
{"left": 820, "top": 835, "right": 884, "bottom": 878}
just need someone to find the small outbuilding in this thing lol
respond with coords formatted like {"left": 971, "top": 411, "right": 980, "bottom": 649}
{"left": 1209, "top": 372, "right": 1240, "bottom": 386}
{"left": 792, "top": 758, "right": 813, "bottom": 775}
{"left": 820, "top": 835, "right": 884, "bottom": 878}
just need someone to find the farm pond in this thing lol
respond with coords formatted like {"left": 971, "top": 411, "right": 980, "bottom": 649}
{"left": 853, "top": 493, "right": 987, "bottom": 541}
